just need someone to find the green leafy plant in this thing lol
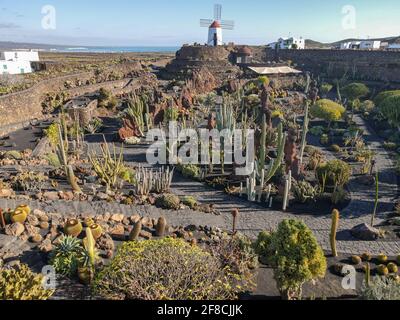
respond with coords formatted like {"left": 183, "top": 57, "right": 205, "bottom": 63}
{"left": 0, "top": 264, "right": 54, "bottom": 300}
{"left": 316, "top": 159, "right": 352, "bottom": 190}
{"left": 310, "top": 99, "right": 346, "bottom": 128}
{"left": 49, "top": 236, "right": 84, "bottom": 277}
{"left": 268, "top": 219, "right": 327, "bottom": 300}
{"left": 342, "top": 83, "right": 369, "bottom": 101}
{"left": 93, "top": 238, "right": 254, "bottom": 300}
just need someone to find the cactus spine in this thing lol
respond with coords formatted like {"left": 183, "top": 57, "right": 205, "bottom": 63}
{"left": 330, "top": 209, "right": 340, "bottom": 257}
{"left": 155, "top": 216, "right": 167, "bottom": 237}
{"left": 129, "top": 219, "right": 142, "bottom": 241}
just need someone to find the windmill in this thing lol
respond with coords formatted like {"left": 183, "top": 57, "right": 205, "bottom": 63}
{"left": 200, "top": 4, "right": 234, "bottom": 47}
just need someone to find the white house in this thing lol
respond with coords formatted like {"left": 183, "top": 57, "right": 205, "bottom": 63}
{"left": 360, "top": 40, "right": 381, "bottom": 50}
{"left": 274, "top": 37, "right": 305, "bottom": 50}
{"left": 0, "top": 50, "right": 40, "bottom": 75}
{"left": 340, "top": 41, "right": 361, "bottom": 49}
{"left": 388, "top": 43, "right": 400, "bottom": 50}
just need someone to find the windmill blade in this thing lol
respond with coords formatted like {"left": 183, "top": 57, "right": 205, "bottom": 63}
{"left": 214, "top": 4, "right": 222, "bottom": 21}
{"left": 220, "top": 20, "right": 235, "bottom": 30}
{"left": 200, "top": 19, "right": 213, "bottom": 27}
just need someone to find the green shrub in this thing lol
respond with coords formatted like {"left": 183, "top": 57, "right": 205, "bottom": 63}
{"left": 361, "top": 276, "right": 400, "bottom": 300}
{"left": 44, "top": 123, "right": 59, "bottom": 147}
{"left": 377, "top": 94, "right": 400, "bottom": 128}
{"left": 268, "top": 220, "right": 327, "bottom": 300}
{"left": 253, "top": 231, "right": 274, "bottom": 262}
{"left": 93, "top": 238, "right": 254, "bottom": 300}
{"left": 342, "top": 83, "right": 370, "bottom": 100}
{"left": 180, "top": 164, "right": 200, "bottom": 179}
{"left": 310, "top": 99, "right": 346, "bottom": 126}
{"left": 0, "top": 264, "right": 54, "bottom": 300}
{"left": 374, "top": 90, "right": 400, "bottom": 107}
{"left": 316, "top": 159, "right": 352, "bottom": 188}
{"left": 320, "top": 83, "right": 333, "bottom": 96}
{"left": 258, "top": 76, "right": 270, "bottom": 86}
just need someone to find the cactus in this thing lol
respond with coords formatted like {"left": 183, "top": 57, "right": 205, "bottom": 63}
{"left": 264, "top": 123, "right": 286, "bottom": 183}
{"left": 83, "top": 217, "right": 95, "bottom": 227}
{"left": 156, "top": 194, "right": 181, "bottom": 210}
{"left": 64, "top": 219, "right": 83, "bottom": 237}
{"left": 10, "top": 209, "right": 28, "bottom": 224}
{"left": 56, "top": 123, "right": 82, "bottom": 193}
{"left": 378, "top": 254, "right": 388, "bottom": 264}
{"left": 377, "top": 264, "right": 389, "bottom": 276}
{"left": 330, "top": 209, "right": 340, "bottom": 257}
{"left": 88, "top": 136, "right": 124, "bottom": 193}
{"left": 129, "top": 220, "right": 142, "bottom": 241}
{"left": 388, "top": 262, "right": 398, "bottom": 273}
{"left": 351, "top": 255, "right": 362, "bottom": 265}
{"left": 365, "top": 263, "right": 371, "bottom": 286}
{"left": 16, "top": 205, "right": 31, "bottom": 216}
{"left": 89, "top": 224, "right": 103, "bottom": 240}
{"left": 371, "top": 169, "right": 379, "bottom": 227}
{"left": 362, "top": 252, "right": 372, "bottom": 262}
{"left": 299, "top": 101, "right": 310, "bottom": 171}
{"left": 0, "top": 209, "right": 5, "bottom": 229}
{"left": 231, "top": 209, "right": 239, "bottom": 234}
{"left": 292, "top": 180, "right": 317, "bottom": 203}
{"left": 257, "top": 114, "right": 268, "bottom": 177}
{"left": 155, "top": 217, "right": 167, "bottom": 237}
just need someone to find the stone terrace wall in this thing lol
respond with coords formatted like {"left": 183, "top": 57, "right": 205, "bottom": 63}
{"left": 0, "top": 62, "right": 143, "bottom": 135}
{"left": 266, "top": 48, "right": 400, "bottom": 84}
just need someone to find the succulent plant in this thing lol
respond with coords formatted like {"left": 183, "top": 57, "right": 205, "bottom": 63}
{"left": 129, "top": 220, "right": 142, "bottom": 241}
{"left": 181, "top": 196, "right": 198, "bottom": 210}
{"left": 330, "top": 209, "right": 339, "bottom": 257}
{"left": 83, "top": 217, "right": 95, "bottom": 227}
{"left": 378, "top": 254, "right": 388, "bottom": 264}
{"left": 89, "top": 224, "right": 103, "bottom": 240}
{"left": 155, "top": 217, "right": 167, "bottom": 237}
{"left": 330, "top": 144, "right": 341, "bottom": 153}
{"left": 351, "top": 255, "right": 362, "bottom": 265}
{"left": 64, "top": 219, "right": 83, "bottom": 237}
{"left": 15, "top": 205, "right": 31, "bottom": 216}
{"left": 49, "top": 236, "right": 84, "bottom": 277}
{"left": 361, "top": 252, "right": 372, "bottom": 262}
{"left": 377, "top": 264, "right": 389, "bottom": 276}
{"left": 388, "top": 262, "right": 399, "bottom": 274}
{"left": 156, "top": 194, "right": 181, "bottom": 210}
{"left": 10, "top": 209, "right": 28, "bottom": 224}
{"left": 292, "top": 180, "right": 317, "bottom": 203}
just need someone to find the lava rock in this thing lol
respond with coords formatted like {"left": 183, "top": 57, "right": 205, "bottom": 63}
{"left": 351, "top": 223, "right": 381, "bottom": 241}
{"left": 5, "top": 222, "right": 25, "bottom": 237}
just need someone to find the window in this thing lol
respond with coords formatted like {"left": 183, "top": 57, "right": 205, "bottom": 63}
{"left": 3, "top": 64, "right": 7, "bottom": 70}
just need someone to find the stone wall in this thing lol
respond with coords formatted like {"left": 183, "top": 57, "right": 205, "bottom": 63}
{"left": 0, "top": 62, "right": 146, "bottom": 136}
{"left": 266, "top": 48, "right": 400, "bottom": 84}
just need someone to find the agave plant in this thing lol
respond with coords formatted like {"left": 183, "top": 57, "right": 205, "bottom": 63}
{"left": 49, "top": 236, "right": 84, "bottom": 277}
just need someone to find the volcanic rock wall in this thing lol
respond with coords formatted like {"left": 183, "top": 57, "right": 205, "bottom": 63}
{"left": 161, "top": 45, "right": 241, "bottom": 82}
{"left": 0, "top": 62, "right": 149, "bottom": 136}
{"left": 266, "top": 48, "right": 400, "bottom": 84}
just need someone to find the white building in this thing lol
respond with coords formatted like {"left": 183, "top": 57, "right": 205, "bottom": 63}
{"left": 388, "top": 43, "right": 400, "bottom": 50}
{"left": 340, "top": 41, "right": 361, "bottom": 49}
{"left": 269, "top": 37, "right": 305, "bottom": 50}
{"left": 360, "top": 40, "right": 381, "bottom": 50}
{"left": 208, "top": 21, "right": 223, "bottom": 46}
{"left": 0, "top": 50, "right": 40, "bottom": 75}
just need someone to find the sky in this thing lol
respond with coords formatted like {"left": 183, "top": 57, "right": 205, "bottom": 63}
{"left": 0, "top": 0, "right": 399, "bottom": 46}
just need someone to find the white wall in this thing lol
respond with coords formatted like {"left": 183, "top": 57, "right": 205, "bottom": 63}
{"left": 360, "top": 41, "right": 381, "bottom": 50}
{"left": 208, "top": 28, "right": 223, "bottom": 46}
{"left": 0, "top": 51, "right": 39, "bottom": 62}
{"left": 0, "top": 60, "right": 33, "bottom": 75}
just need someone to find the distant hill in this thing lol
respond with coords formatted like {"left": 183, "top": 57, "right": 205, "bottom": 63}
{"left": 305, "top": 36, "right": 400, "bottom": 49}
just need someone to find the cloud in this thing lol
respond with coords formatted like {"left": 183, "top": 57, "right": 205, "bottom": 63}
{"left": 0, "top": 22, "right": 21, "bottom": 29}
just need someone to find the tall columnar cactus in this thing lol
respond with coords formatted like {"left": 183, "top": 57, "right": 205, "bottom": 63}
{"left": 129, "top": 219, "right": 142, "bottom": 241}
{"left": 264, "top": 123, "right": 286, "bottom": 183}
{"left": 365, "top": 263, "right": 371, "bottom": 287}
{"left": 299, "top": 101, "right": 310, "bottom": 171}
{"left": 371, "top": 169, "right": 379, "bottom": 227}
{"left": 155, "top": 216, "right": 167, "bottom": 237}
{"left": 330, "top": 209, "right": 340, "bottom": 257}
{"left": 257, "top": 114, "right": 267, "bottom": 178}
{"left": 56, "top": 124, "right": 82, "bottom": 193}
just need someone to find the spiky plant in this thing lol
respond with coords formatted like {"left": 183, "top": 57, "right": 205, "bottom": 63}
{"left": 49, "top": 236, "right": 84, "bottom": 277}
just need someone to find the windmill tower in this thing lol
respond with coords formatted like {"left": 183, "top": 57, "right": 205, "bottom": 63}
{"left": 200, "top": 4, "right": 234, "bottom": 46}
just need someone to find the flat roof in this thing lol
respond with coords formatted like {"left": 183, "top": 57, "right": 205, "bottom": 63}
{"left": 247, "top": 66, "right": 302, "bottom": 75}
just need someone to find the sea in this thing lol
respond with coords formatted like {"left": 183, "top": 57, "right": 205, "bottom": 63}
{"left": 50, "top": 46, "right": 179, "bottom": 53}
